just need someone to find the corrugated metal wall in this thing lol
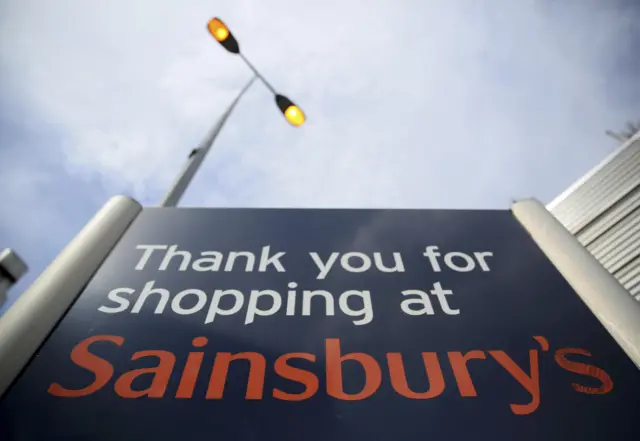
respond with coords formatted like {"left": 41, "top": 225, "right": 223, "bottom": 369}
{"left": 547, "top": 132, "right": 640, "bottom": 301}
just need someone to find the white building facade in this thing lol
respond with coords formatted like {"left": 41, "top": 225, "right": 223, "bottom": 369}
{"left": 548, "top": 131, "right": 640, "bottom": 301}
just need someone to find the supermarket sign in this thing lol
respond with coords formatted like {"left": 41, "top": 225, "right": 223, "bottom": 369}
{"left": 1, "top": 208, "right": 639, "bottom": 440}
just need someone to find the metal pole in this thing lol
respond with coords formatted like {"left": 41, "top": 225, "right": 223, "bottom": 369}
{"left": 239, "top": 53, "right": 277, "bottom": 95}
{"left": 0, "top": 195, "right": 142, "bottom": 397}
{"left": 159, "top": 75, "right": 257, "bottom": 207}
{"left": 0, "top": 249, "right": 28, "bottom": 310}
{"left": 511, "top": 198, "right": 640, "bottom": 368}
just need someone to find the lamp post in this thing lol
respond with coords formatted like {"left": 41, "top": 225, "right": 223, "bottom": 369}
{"left": 159, "top": 17, "right": 306, "bottom": 207}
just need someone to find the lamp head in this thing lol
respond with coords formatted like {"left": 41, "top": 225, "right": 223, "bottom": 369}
{"left": 207, "top": 18, "right": 240, "bottom": 54}
{"left": 275, "top": 94, "right": 305, "bottom": 127}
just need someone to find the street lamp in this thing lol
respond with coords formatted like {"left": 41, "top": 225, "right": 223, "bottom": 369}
{"left": 159, "top": 17, "right": 306, "bottom": 207}
{"left": 206, "top": 17, "right": 306, "bottom": 127}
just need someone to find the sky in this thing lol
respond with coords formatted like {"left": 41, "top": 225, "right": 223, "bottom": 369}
{"left": 1, "top": 0, "right": 639, "bottom": 311}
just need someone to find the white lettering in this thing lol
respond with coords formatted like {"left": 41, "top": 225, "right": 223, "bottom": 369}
{"left": 423, "top": 246, "right": 442, "bottom": 272}
{"left": 302, "top": 290, "right": 335, "bottom": 316}
{"left": 135, "top": 245, "right": 167, "bottom": 270}
{"left": 192, "top": 251, "right": 224, "bottom": 271}
{"left": 225, "top": 251, "right": 255, "bottom": 272}
{"left": 286, "top": 282, "right": 297, "bottom": 316}
{"left": 131, "top": 281, "right": 170, "bottom": 314}
{"left": 373, "top": 252, "right": 405, "bottom": 273}
{"left": 474, "top": 251, "right": 493, "bottom": 271}
{"left": 171, "top": 289, "right": 208, "bottom": 315}
{"left": 159, "top": 245, "right": 191, "bottom": 271}
{"left": 339, "top": 290, "right": 373, "bottom": 325}
{"left": 444, "top": 252, "right": 475, "bottom": 272}
{"left": 98, "top": 288, "right": 134, "bottom": 313}
{"left": 98, "top": 282, "right": 377, "bottom": 325}
{"left": 340, "top": 252, "right": 371, "bottom": 273}
{"left": 430, "top": 282, "right": 459, "bottom": 315}
{"left": 205, "top": 289, "right": 244, "bottom": 324}
{"left": 310, "top": 252, "right": 339, "bottom": 279}
{"left": 400, "top": 289, "right": 434, "bottom": 315}
{"left": 245, "top": 289, "right": 282, "bottom": 324}
{"left": 258, "top": 246, "right": 286, "bottom": 272}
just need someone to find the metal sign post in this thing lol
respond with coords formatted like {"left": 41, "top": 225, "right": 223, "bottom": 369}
{"left": 512, "top": 198, "right": 640, "bottom": 367}
{"left": 0, "top": 195, "right": 141, "bottom": 396}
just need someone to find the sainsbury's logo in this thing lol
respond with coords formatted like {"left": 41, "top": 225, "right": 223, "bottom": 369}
{"left": 48, "top": 334, "right": 613, "bottom": 416}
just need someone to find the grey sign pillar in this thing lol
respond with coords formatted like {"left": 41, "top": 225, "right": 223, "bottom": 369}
{"left": 0, "top": 195, "right": 142, "bottom": 397}
{"left": 512, "top": 198, "right": 640, "bottom": 367}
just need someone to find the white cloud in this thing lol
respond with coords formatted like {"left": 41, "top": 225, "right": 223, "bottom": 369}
{"left": 1, "top": 0, "right": 638, "bottom": 219}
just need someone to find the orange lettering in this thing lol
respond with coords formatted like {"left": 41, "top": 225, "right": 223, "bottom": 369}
{"left": 448, "top": 350, "right": 486, "bottom": 397}
{"left": 555, "top": 348, "right": 613, "bottom": 394}
{"left": 48, "top": 334, "right": 123, "bottom": 397}
{"left": 207, "top": 352, "right": 265, "bottom": 399}
{"left": 490, "top": 350, "right": 540, "bottom": 415}
{"left": 325, "top": 338, "right": 381, "bottom": 400}
{"left": 176, "top": 337, "right": 208, "bottom": 399}
{"left": 114, "top": 350, "right": 176, "bottom": 398}
{"left": 387, "top": 352, "right": 444, "bottom": 399}
{"left": 273, "top": 353, "right": 319, "bottom": 401}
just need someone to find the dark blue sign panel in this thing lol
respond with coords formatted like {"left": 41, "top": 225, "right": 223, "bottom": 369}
{"left": 1, "top": 208, "right": 639, "bottom": 440}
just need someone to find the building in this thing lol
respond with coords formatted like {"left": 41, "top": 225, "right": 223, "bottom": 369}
{"left": 547, "top": 130, "right": 640, "bottom": 302}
